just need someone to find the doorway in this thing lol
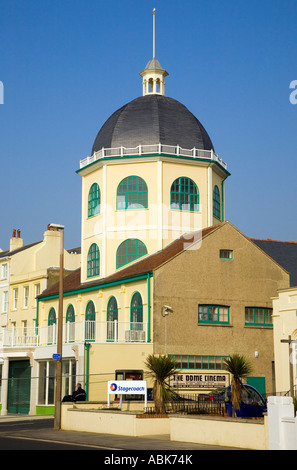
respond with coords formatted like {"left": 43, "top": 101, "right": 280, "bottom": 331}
{"left": 7, "top": 360, "right": 31, "bottom": 414}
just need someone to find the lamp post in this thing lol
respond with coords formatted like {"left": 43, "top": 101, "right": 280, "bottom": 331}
{"left": 50, "top": 223, "right": 64, "bottom": 431}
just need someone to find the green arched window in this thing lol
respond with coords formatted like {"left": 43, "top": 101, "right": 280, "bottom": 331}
{"left": 66, "top": 304, "right": 75, "bottom": 342}
{"left": 85, "top": 301, "right": 96, "bottom": 341}
{"left": 213, "top": 185, "right": 221, "bottom": 219}
{"left": 87, "top": 243, "right": 100, "bottom": 277}
{"left": 107, "top": 296, "right": 118, "bottom": 342}
{"left": 117, "top": 176, "right": 148, "bottom": 210}
{"left": 170, "top": 177, "right": 199, "bottom": 211}
{"left": 116, "top": 239, "right": 148, "bottom": 268}
{"left": 88, "top": 183, "right": 100, "bottom": 217}
{"left": 66, "top": 304, "right": 75, "bottom": 323}
{"left": 48, "top": 307, "right": 56, "bottom": 325}
{"left": 48, "top": 308, "right": 56, "bottom": 344}
{"left": 130, "top": 292, "right": 143, "bottom": 330}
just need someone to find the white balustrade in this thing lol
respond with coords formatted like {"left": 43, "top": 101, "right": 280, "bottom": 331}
{"left": 0, "top": 321, "right": 148, "bottom": 348}
{"left": 80, "top": 144, "right": 227, "bottom": 170}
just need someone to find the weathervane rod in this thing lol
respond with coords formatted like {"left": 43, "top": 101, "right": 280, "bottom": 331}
{"left": 153, "top": 8, "right": 156, "bottom": 58}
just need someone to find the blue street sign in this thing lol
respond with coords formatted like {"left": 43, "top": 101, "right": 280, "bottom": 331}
{"left": 52, "top": 354, "right": 61, "bottom": 360}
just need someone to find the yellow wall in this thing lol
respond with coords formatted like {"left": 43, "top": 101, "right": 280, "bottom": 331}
{"left": 87, "top": 343, "right": 153, "bottom": 401}
{"left": 38, "top": 276, "right": 153, "bottom": 401}
{"left": 80, "top": 156, "right": 227, "bottom": 283}
{"left": 2, "top": 230, "right": 80, "bottom": 329}
{"left": 273, "top": 288, "right": 297, "bottom": 394}
{"left": 39, "top": 278, "right": 150, "bottom": 327}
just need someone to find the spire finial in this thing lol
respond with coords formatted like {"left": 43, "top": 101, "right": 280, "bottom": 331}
{"left": 139, "top": 9, "right": 168, "bottom": 96}
{"left": 153, "top": 8, "right": 156, "bottom": 58}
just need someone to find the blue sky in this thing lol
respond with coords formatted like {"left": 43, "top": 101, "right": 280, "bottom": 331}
{"left": 0, "top": 0, "right": 296, "bottom": 250}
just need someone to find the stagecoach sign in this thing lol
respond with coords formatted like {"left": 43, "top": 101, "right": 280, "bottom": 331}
{"left": 107, "top": 380, "right": 147, "bottom": 409}
{"left": 171, "top": 373, "right": 230, "bottom": 390}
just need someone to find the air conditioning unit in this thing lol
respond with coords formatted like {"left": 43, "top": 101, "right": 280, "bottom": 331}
{"left": 125, "top": 330, "right": 145, "bottom": 342}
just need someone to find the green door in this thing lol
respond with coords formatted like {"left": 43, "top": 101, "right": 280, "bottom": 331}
{"left": 246, "top": 376, "right": 266, "bottom": 397}
{"left": 7, "top": 360, "right": 31, "bottom": 414}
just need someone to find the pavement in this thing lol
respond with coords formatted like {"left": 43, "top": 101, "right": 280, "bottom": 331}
{"left": 0, "top": 413, "right": 247, "bottom": 451}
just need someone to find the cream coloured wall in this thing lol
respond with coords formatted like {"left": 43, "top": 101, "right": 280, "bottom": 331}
{"left": 273, "top": 288, "right": 297, "bottom": 395}
{"left": 80, "top": 156, "right": 227, "bottom": 283}
{"left": 0, "top": 257, "right": 10, "bottom": 327}
{"left": 2, "top": 229, "right": 80, "bottom": 329}
{"left": 38, "top": 277, "right": 151, "bottom": 335}
{"left": 38, "top": 276, "right": 153, "bottom": 401}
{"left": 87, "top": 343, "right": 153, "bottom": 401}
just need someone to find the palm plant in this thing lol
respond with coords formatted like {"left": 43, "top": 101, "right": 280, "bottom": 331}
{"left": 224, "top": 354, "right": 252, "bottom": 417}
{"left": 144, "top": 354, "right": 178, "bottom": 414}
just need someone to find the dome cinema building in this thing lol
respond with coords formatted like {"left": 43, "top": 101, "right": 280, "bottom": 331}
{"left": 26, "top": 13, "right": 290, "bottom": 413}
{"left": 78, "top": 54, "right": 228, "bottom": 282}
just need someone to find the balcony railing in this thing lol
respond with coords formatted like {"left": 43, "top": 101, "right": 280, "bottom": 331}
{"left": 79, "top": 144, "right": 227, "bottom": 171}
{"left": 0, "top": 321, "right": 148, "bottom": 348}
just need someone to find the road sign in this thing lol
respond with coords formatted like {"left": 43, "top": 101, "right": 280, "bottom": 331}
{"left": 52, "top": 354, "right": 61, "bottom": 360}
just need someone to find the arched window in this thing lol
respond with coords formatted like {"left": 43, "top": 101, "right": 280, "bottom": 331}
{"left": 156, "top": 78, "right": 160, "bottom": 93}
{"left": 116, "top": 239, "right": 148, "bottom": 268}
{"left": 213, "top": 185, "right": 221, "bottom": 219}
{"left": 130, "top": 292, "right": 143, "bottom": 331}
{"left": 88, "top": 183, "right": 100, "bottom": 217}
{"left": 66, "top": 304, "right": 75, "bottom": 342}
{"left": 85, "top": 301, "right": 96, "bottom": 341}
{"left": 66, "top": 304, "right": 75, "bottom": 322}
{"left": 48, "top": 308, "right": 56, "bottom": 344}
{"left": 107, "top": 296, "right": 118, "bottom": 342}
{"left": 87, "top": 243, "right": 100, "bottom": 277}
{"left": 170, "top": 177, "right": 199, "bottom": 211}
{"left": 48, "top": 307, "right": 56, "bottom": 325}
{"left": 117, "top": 176, "right": 148, "bottom": 210}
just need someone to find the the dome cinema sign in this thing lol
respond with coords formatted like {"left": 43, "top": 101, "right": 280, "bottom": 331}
{"left": 171, "top": 373, "right": 230, "bottom": 390}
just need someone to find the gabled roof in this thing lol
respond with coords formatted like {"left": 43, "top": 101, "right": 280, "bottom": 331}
{"left": 38, "top": 221, "right": 294, "bottom": 300}
{"left": 0, "top": 241, "right": 42, "bottom": 259}
{"left": 251, "top": 238, "right": 297, "bottom": 287}
{"left": 38, "top": 223, "right": 223, "bottom": 299}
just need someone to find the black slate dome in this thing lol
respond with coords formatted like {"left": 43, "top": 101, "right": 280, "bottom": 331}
{"left": 91, "top": 94, "right": 214, "bottom": 155}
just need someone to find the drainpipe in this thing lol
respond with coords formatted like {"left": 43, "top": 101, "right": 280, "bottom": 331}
{"left": 36, "top": 298, "right": 39, "bottom": 337}
{"left": 221, "top": 175, "right": 228, "bottom": 222}
{"left": 147, "top": 273, "right": 151, "bottom": 342}
{"left": 85, "top": 342, "right": 90, "bottom": 400}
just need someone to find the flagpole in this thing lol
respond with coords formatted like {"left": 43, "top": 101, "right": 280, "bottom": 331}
{"left": 153, "top": 8, "right": 156, "bottom": 58}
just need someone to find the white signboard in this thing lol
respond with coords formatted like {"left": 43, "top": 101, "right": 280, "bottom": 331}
{"left": 107, "top": 380, "right": 147, "bottom": 409}
{"left": 171, "top": 373, "right": 229, "bottom": 390}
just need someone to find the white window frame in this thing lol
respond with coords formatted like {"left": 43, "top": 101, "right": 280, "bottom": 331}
{"left": 13, "top": 288, "right": 18, "bottom": 310}
{"left": 1, "top": 264, "right": 8, "bottom": 280}
{"left": 24, "top": 286, "right": 29, "bottom": 308}
{"left": 2, "top": 291, "right": 8, "bottom": 313}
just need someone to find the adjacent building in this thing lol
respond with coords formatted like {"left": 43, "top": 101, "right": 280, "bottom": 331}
{"left": 0, "top": 226, "right": 80, "bottom": 414}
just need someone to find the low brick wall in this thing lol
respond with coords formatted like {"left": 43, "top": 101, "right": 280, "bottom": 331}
{"left": 61, "top": 404, "right": 170, "bottom": 436}
{"left": 61, "top": 403, "right": 268, "bottom": 449}
{"left": 170, "top": 415, "right": 269, "bottom": 450}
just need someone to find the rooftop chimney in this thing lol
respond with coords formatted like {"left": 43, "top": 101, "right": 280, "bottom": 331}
{"left": 10, "top": 228, "right": 23, "bottom": 252}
